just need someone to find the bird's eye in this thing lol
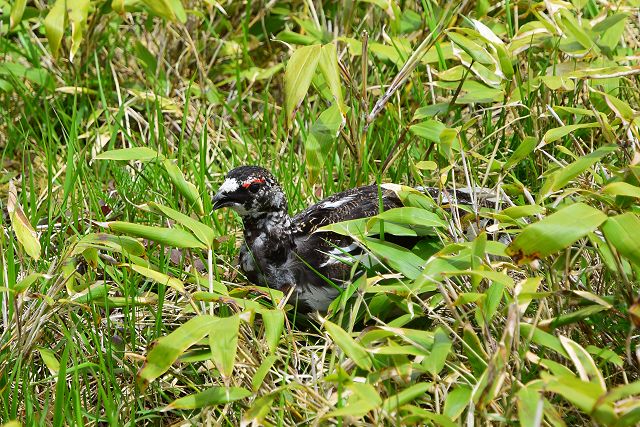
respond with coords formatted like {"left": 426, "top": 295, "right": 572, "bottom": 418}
{"left": 247, "top": 182, "right": 261, "bottom": 193}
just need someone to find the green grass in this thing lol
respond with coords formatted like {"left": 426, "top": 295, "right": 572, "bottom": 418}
{"left": 1, "top": 0, "right": 640, "bottom": 425}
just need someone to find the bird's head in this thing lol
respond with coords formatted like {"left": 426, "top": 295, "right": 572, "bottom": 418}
{"left": 212, "top": 166, "right": 287, "bottom": 218}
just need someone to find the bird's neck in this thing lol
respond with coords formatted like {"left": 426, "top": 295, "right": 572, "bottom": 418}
{"left": 242, "top": 210, "right": 294, "bottom": 264}
{"left": 242, "top": 210, "right": 293, "bottom": 240}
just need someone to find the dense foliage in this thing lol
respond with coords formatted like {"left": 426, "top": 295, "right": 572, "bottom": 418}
{"left": 1, "top": 0, "right": 640, "bottom": 425}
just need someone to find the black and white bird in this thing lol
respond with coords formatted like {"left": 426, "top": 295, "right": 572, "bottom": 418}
{"left": 212, "top": 166, "right": 499, "bottom": 313}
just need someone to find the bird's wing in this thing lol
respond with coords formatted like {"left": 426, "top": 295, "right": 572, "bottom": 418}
{"left": 292, "top": 184, "right": 403, "bottom": 235}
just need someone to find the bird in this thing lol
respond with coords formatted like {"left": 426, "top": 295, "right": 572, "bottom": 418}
{"left": 212, "top": 165, "right": 500, "bottom": 313}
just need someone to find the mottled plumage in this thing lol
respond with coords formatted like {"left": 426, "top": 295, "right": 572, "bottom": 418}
{"left": 212, "top": 166, "right": 497, "bottom": 312}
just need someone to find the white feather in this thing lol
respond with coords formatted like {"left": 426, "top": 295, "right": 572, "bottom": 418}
{"left": 321, "top": 196, "right": 353, "bottom": 209}
{"left": 218, "top": 178, "right": 240, "bottom": 193}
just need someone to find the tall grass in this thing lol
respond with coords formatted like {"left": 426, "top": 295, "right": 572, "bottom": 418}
{"left": 1, "top": 0, "right": 640, "bottom": 425}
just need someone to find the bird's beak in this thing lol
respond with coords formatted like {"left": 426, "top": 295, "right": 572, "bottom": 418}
{"left": 212, "top": 192, "right": 231, "bottom": 210}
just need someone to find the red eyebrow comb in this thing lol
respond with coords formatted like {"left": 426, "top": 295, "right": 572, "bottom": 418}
{"left": 242, "top": 177, "right": 266, "bottom": 188}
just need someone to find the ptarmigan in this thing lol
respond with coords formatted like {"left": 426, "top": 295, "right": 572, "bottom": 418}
{"left": 212, "top": 165, "right": 497, "bottom": 313}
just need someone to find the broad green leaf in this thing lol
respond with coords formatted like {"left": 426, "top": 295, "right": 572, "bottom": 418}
{"left": 367, "top": 221, "right": 417, "bottom": 237}
{"left": 447, "top": 31, "right": 493, "bottom": 64}
{"left": 37, "top": 347, "right": 60, "bottom": 374}
{"left": 520, "top": 324, "right": 569, "bottom": 358}
{"left": 517, "top": 384, "right": 544, "bottom": 427}
{"left": 164, "top": 386, "right": 251, "bottom": 410}
{"left": 412, "top": 103, "right": 449, "bottom": 120}
{"left": 602, "top": 182, "right": 640, "bottom": 199}
{"left": 565, "top": 66, "right": 640, "bottom": 80}
{"left": 44, "top": 0, "right": 66, "bottom": 56}
{"left": 284, "top": 44, "right": 322, "bottom": 122}
{"left": 599, "top": 381, "right": 640, "bottom": 406}
{"left": 416, "top": 160, "right": 438, "bottom": 171}
{"left": 515, "top": 276, "right": 542, "bottom": 315}
{"left": 68, "top": 0, "right": 90, "bottom": 62}
{"left": 69, "top": 282, "right": 110, "bottom": 303}
{"left": 209, "top": 315, "right": 240, "bottom": 380}
{"left": 411, "top": 256, "right": 459, "bottom": 290}
{"left": 137, "top": 315, "right": 216, "bottom": 389}
{"left": 104, "top": 221, "right": 205, "bottom": 249}
{"left": 382, "top": 382, "right": 431, "bottom": 413}
{"left": 504, "top": 136, "right": 536, "bottom": 170}
{"left": 602, "top": 213, "right": 640, "bottom": 266}
{"left": 378, "top": 327, "right": 433, "bottom": 352}
{"left": 500, "top": 204, "right": 545, "bottom": 219}
{"left": 410, "top": 120, "right": 446, "bottom": 142}
{"left": 73, "top": 233, "right": 145, "bottom": 256}
{"left": 596, "top": 14, "right": 628, "bottom": 51}
{"left": 559, "top": 336, "right": 606, "bottom": 392}
{"left": 482, "top": 282, "right": 505, "bottom": 323}
{"left": 494, "top": 43, "right": 514, "bottom": 78}
{"left": 128, "top": 89, "right": 180, "bottom": 113}
{"left": 318, "top": 43, "right": 346, "bottom": 114}
{"left": 7, "top": 181, "right": 40, "bottom": 260}
{"left": 129, "top": 264, "right": 184, "bottom": 293}
{"left": 326, "top": 383, "right": 382, "bottom": 417}
{"left": 404, "top": 406, "right": 458, "bottom": 427}
{"left": 0, "top": 62, "right": 52, "bottom": 89}
{"left": 422, "top": 327, "right": 451, "bottom": 375}
{"left": 586, "top": 345, "right": 623, "bottom": 368}
{"left": 328, "top": 398, "right": 378, "bottom": 418}
{"left": 541, "top": 122, "right": 600, "bottom": 145}
{"left": 472, "top": 230, "right": 487, "bottom": 271}
{"left": 324, "top": 320, "right": 372, "bottom": 371}
{"left": 470, "top": 18, "right": 505, "bottom": 46}
{"left": 559, "top": 10, "right": 594, "bottom": 50}
{"left": 454, "top": 292, "right": 484, "bottom": 305}
{"left": 470, "top": 20, "right": 514, "bottom": 78}
{"left": 538, "top": 358, "right": 575, "bottom": 378}
{"left": 240, "top": 64, "right": 284, "bottom": 83}
{"left": 94, "top": 147, "right": 163, "bottom": 162}
{"left": 140, "top": 0, "right": 186, "bottom": 22}
{"left": 538, "top": 305, "right": 608, "bottom": 330}
{"left": 542, "top": 373, "right": 615, "bottom": 425}
{"left": 596, "top": 90, "right": 634, "bottom": 123}
{"left": 592, "top": 13, "right": 628, "bottom": 33}
{"left": 540, "top": 146, "right": 617, "bottom": 198}
{"left": 616, "top": 409, "right": 640, "bottom": 427}
{"left": 376, "top": 207, "right": 447, "bottom": 228}
{"left": 276, "top": 30, "right": 319, "bottom": 45}
{"left": 554, "top": 106, "right": 597, "bottom": 117}
{"left": 14, "top": 273, "right": 44, "bottom": 294}
{"left": 441, "top": 80, "right": 503, "bottom": 104}
{"left": 261, "top": 309, "right": 284, "bottom": 354}
{"left": 386, "top": 184, "right": 439, "bottom": 210}
{"left": 466, "top": 60, "right": 503, "bottom": 87}
{"left": 148, "top": 202, "right": 213, "bottom": 247}
{"left": 251, "top": 355, "right": 277, "bottom": 392}
{"left": 540, "top": 76, "right": 576, "bottom": 91}
{"left": 463, "top": 325, "right": 488, "bottom": 376}
{"left": 444, "top": 386, "right": 471, "bottom": 420}
{"left": 506, "top": 203, "right": 607, "bottom": 264}
{"left": 243, "top": 392, "right": 278, "bottom": 425}
{"left": 305, "top": 105, "right": 344, "bottom": 183}
{"left": 162, "top": 159, "right": 204, "bottom": 215}
{"left": 365, "top": 238, "right": 424, "bottom": 279}
{"left": 317, "top": 217, "right": 367, "bottom": 237}
{"left": 371, "top": 345, "right": 430, "bottom": 356}
{"left": 10, "top": 0, "right": 27, "bottom": 29}
{"left": 368, "top": 40, "right": 412, "bottom": 66}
